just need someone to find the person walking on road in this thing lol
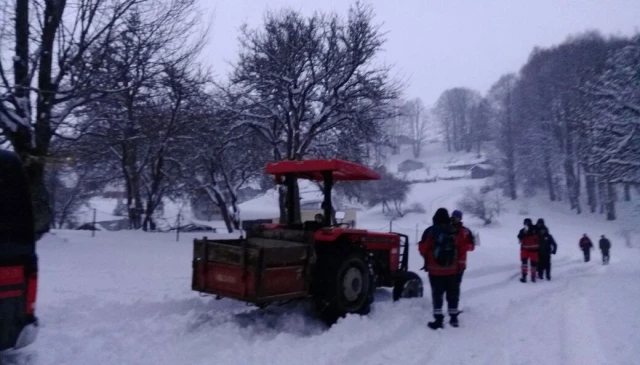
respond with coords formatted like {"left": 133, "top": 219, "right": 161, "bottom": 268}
{"left": 536, "top": 224, "right": 557, "bottom": 280}
{"left": 599, "top": 235, "right": 611, "bottom": 265}
{"left": 535, "top": 218, "right": 549, "bottom": 233}
{"left": 451, "top": 209, "right": 474, "bottom": 312}
{"left": 419, "top": 208, "right": 464, "bottom": 329}
{"left": 579, "top": 234, "right": 594, "bottom": 262}
{"left": 518, "top": 218, "right": 539, "bottom": 283}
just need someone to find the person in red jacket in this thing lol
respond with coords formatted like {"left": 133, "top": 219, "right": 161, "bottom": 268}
{"left": 579, "top": 234, "right": 594, "bottom": 262}
{"left": 419, "top": 208, "right": 465, "bottom": 329}
{"left": 451, "top": 209, "right": 475, "bottom": 286}
{"left": 518, "top": 218, "right": 539, "bottom": 283}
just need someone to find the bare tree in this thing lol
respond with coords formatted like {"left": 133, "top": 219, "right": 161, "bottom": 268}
{"left": 435, "top": 87, "right": 482, "bottom": 152}
{"left": 0, "top": 0, "right": 146, "bottom": 234}
{"left": 185, "top": 105, "right": 269, "bottom": 233}
{"left": 487, "top": 74, "right": 519, "bottom": 200}
{"left": 401, "top": 98, "right": 429, "bottom": 158}
{"left": 227, "top": 3, "right": 401, "bottom": 222}
{"left": 71, "top": 0, "right": 208, "bottom": 229}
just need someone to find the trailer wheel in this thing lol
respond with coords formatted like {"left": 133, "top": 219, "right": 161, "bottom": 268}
{"left": 331, "top": 252, "right": 372, "bottom": 315}
{"left": 392, "top": 271, "right": 423, "bottom": 301}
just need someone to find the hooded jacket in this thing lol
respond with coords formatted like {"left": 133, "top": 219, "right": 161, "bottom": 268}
{"left": 453, "top": 221, "right": 475, "bottom": 271}
{"left": 537, "top": 229, "right": 557, "bottom": 257}
{"left": 518, "top": 224, "right": 538, "bottom": 251}
{"left": 419, "top": 208, "right": 463, "bottom": 276}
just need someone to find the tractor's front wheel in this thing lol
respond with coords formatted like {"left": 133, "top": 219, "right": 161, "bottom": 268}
{"left": 392, "top": 271, "right": 424, "bottom": 301}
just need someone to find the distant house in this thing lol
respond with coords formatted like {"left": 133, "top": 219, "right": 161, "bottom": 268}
{"left": 76, "top": 218, "right": 129, "bottom": 232}
{"left": 470, "top": 164, "right": 496, "bottom": 179}
{"left": 102, "top": 182, "right": 126, "bottom": 199}
{"left": 397, "top": 159, "right": 424, "bottom": 173}
{"left": 447, "top": 162, "right": 480, "bottom": 171}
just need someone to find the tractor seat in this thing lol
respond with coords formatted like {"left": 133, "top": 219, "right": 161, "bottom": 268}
{"left": 303, "top": 221, "right": 323, "bottom": 231}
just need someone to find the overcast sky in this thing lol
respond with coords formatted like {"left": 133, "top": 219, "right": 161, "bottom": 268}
{"left": 199, "top": 0, "right": 640, "bottom": 106}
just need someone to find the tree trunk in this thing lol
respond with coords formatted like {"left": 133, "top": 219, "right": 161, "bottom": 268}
{"left": 142, "top": 194, "right": 158, "bottom": 232}
{"left": 543, "top": 152, "right": 556, "bottom": 201}
{"left": 598, "top": 180, "right": 605, "bottom": 214}
{"left": 218, "top": 201, "right": 234, "bottom": 233}
{"left": 25, "top": 161, "right": 53, "bottom": 236}
{"left": 563, "top": 128, "right": 580, "bottom": 213}
{"left": 505, "top": 97, "right": 517, "bottom": 200}
{"left": 505, "top": 147, "right": 517, "bottom": 200}
{"left": 606, "top": 182, "right": 616, "bottom": 221}
{"left": 585, "top": 173, "right": 597, "bottom": 213}
{"left": 624, "top": 183, "right": 631, "bottom": 201}
{"left": 129, "top": 176, "right": 143, "bottom": 229}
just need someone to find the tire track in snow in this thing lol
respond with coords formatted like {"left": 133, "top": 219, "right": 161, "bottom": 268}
{"left": 465, "top": 256, "right": 572, "bottom": 281}
{"left": 462, "top": 257, "right": 576, "bottom": 300}
{"left": 327, "top": 261, "right": 590, "bottom": 365}
{"left": 562, "top": 282, "right": 608, "bottom": 365}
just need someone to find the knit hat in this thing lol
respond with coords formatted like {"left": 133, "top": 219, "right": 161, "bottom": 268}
{"left": 452, "top": 210, "right": 463, "bottom": 219}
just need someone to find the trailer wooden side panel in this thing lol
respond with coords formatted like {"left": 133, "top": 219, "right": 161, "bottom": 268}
{"left": 191, "top": 236, "right": 313, "bottom": 304}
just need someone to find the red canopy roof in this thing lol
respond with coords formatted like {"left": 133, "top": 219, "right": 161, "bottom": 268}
{"left": 264, "top": 159, "right": 381, "bottom": 181}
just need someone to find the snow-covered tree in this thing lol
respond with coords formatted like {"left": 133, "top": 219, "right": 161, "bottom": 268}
{"left": 400, "top": 98, "right": 429, "bottom": 158}
{"left": 71, "top": 0, "right": 207, "bottom": 230}
{"left": 487, "top": 73, "right": 520, "bottom": 200}
{"left": 227, "top": 3, "right": 400, "bottom": 222}
{"left": 0, "top": 0, "right": 144, "bottom": 234}
{"left": 434, "top": 87, "right": 482, "bottom": 152}
{"left": 185, "top": 106, "right": 269, "bottom": 233}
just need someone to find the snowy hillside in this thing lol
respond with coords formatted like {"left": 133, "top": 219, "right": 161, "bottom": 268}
{"left": 3, "top": 142, "right": 639, "bottom": 365}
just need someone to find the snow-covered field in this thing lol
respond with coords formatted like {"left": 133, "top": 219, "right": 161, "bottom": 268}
{"left": 2, "top": 142, "right": 639, "bottom": 365}
{"left": 2, "top": 173, "right": 640, "bottom": 365}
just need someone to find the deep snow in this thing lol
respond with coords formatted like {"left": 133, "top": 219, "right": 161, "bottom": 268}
{"left": 2, "top": 143, "right": 639, "bottom": 365}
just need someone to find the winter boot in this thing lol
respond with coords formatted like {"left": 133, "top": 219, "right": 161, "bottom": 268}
{"left": 449, "top": 314, "right": 459, "bottom": 328}
{"left": 428, "top": 315, "right": 444, "bottom": 330}
{"left": 520, "top": 274, "right": 527, "bottom": 283}
{"left": 531, "top": 275, "right": 536, "bottom": 283}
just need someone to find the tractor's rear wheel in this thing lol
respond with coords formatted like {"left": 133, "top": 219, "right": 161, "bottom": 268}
{"left": 392, "top": 271, "right": 424, "bottom": 301}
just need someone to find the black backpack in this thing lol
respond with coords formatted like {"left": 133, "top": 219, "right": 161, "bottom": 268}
{"left": 432, "top": 226, "right": 457, "bottom": 267}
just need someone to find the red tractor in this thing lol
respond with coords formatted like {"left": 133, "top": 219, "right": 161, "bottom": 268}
{"left": 191, "top": 159, "right": 423, "bottom": 322}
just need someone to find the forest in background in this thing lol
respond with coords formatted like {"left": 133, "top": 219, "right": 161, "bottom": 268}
{"left": 0, "top": 1, "right": 638, "bottom": 234}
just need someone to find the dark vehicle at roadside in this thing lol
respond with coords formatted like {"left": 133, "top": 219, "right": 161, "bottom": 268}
{"left": 0, "top": 150, "right": 39, "bottom": 351}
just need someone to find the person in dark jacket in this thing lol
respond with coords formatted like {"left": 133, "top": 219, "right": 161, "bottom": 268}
{"left": 536, "top": 225, "right": 557, "bottom": 280}
{"left": 518, "top": 218, "right": 539, "bottom": 283}
{"left": 579, "top": 234, "right": 593, "bottom": 262}
{"left": 599, "top": 235, "right": 611, "bottom": 265}
{"left": 451, "top": 210, "right": 475, "bottom": 285}
{"left": 535, "top": 218, "right": 548, "bottom": 232}
{"left": 419, "top": 208, "right": 464, "bottom": 329}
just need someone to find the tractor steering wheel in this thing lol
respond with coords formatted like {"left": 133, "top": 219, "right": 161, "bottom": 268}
{"left": 333, "top": 222, "right": 351, "bottom": 229}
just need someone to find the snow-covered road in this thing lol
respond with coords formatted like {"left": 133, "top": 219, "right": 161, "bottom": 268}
{"left": 1, "top": 224, "right": 638, "bottom": 365}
